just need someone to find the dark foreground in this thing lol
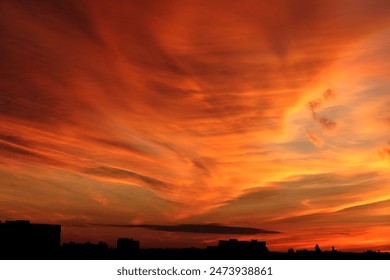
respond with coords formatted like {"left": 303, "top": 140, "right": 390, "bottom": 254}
{"left": 1, "top": 221, "right": 389, "bottom": 260}
{"left": 2, "top": 243, "right": 389, "bottom": 260}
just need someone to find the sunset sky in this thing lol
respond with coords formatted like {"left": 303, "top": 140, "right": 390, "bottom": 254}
{"left": 1, "top": 0, "right": 390, "bottom": 252}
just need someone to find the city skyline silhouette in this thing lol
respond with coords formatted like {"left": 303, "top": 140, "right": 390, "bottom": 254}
{"left": 1, "top": 220, "right": 389, "bottom": 260}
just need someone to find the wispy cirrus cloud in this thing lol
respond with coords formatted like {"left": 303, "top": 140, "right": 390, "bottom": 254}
{"left": 83, "top": 166, "right": 174, "bottom": 191}
{"left": 307, "top": 88, "right": 338, "bottom": 132}
{"left": 1, "top": 0, "right": 390, "bottom": 250}
{"left": 306, "top": 130, "right": 324, "bottom": 147}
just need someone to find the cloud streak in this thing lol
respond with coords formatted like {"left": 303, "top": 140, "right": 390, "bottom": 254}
{"left": 306, "top": 130, "right": 324, "bottom": 147}
{"left": 104, "top": 223, "right": 280, "bottom": 235}
{"left": 83, "top": 166, "right": 174, "bottom": 191}
{"left": 307, "top": 88, "right": 338, "bottom": 132}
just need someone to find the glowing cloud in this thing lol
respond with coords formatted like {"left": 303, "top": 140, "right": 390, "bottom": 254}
{"left": 0, "top": 0, "right": 390, "bottom": 251}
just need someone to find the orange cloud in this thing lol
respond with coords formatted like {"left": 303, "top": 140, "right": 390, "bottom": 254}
{"left": 306, "top": 130, "right": 324, "bottom": 147}
{"left": 0, "top": 0, "right": 390, "bottom": 250}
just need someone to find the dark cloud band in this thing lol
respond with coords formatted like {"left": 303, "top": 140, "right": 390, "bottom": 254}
{"left": 103, "top": 223, "right": 280, "bottom": 235}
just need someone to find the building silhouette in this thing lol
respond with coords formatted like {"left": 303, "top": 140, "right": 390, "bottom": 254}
{"left": 116, "top": 238, "right": 140, "bottom": 258}
{"left": 218, "top": 239, "right": 268, "bottom": 253}
{"left": 0, "top": 220, "right": 61, "bottom": 259}
{"left": 61, "top": 241, "right": 111, "bottom": 259}
{"left": 117, "top": 238, "right": 140, "bottom": 252}
{"left": 207, "top": 239, "right": 269, "bottom": 259}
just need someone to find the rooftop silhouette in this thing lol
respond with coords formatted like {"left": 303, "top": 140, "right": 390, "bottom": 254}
{"left": 0, "top": 220, "right": 61, "bottom": 259}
